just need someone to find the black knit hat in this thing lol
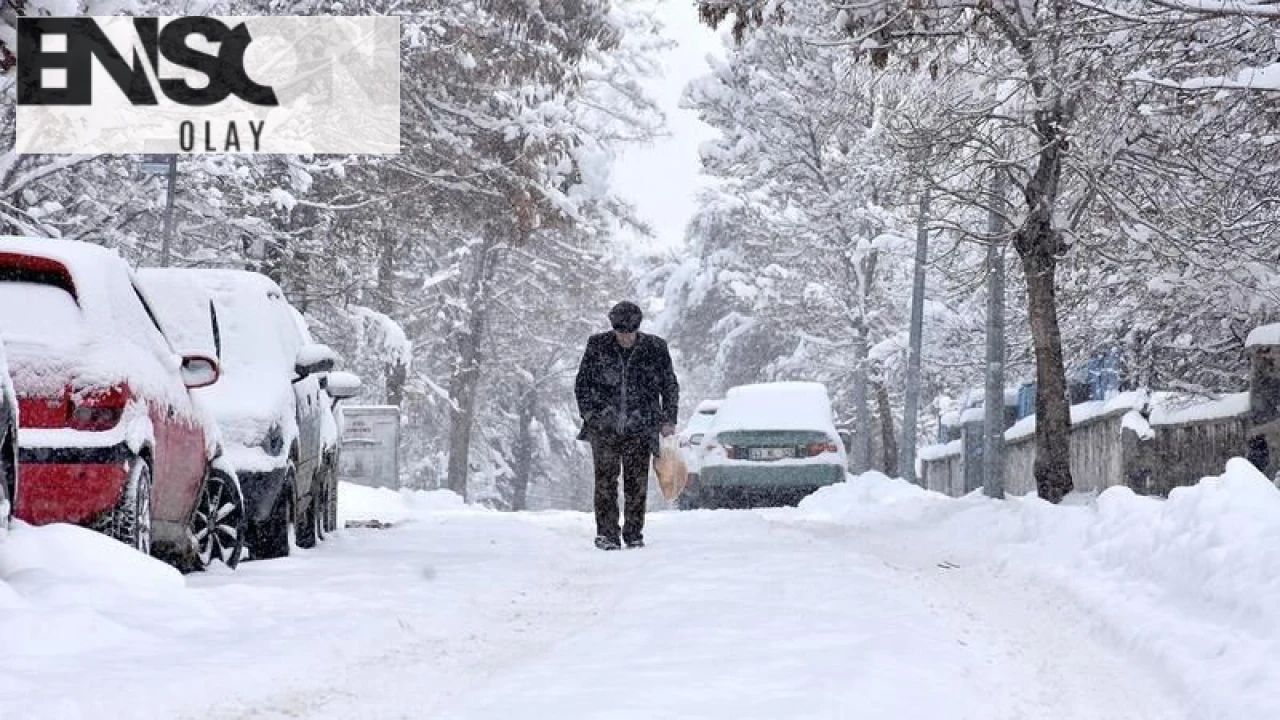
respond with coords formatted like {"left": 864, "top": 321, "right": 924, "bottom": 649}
{"left": 608, "top": 301, "right": 643, "bottom": 332}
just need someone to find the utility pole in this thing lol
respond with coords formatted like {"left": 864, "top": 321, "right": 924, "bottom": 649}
{"left": 159, "top": 154, "right": 178, "bottom": 267}
{"left": 983, "top": 168, "right": 1007, "bottom": 498}
{"left": 141, "top": 153, "right": 179, "bottom": 266}
{"left": 850, "top": 328, "right": 872, "bottom": 474}
{"left": 900, "top": 186, "right": 931, "bottom": 484}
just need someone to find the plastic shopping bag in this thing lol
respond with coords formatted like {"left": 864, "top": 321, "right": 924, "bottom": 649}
{"left": 654, "top": 435, "right": 689, "bottom": 502}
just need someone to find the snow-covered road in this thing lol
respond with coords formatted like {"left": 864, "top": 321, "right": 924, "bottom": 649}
{"left": 1, "top": 480, "right": 1203, "bottom": 720}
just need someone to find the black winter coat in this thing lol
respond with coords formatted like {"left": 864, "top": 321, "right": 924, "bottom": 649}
{"left": 574, "top": 332, "right": 679, "bottom": 445}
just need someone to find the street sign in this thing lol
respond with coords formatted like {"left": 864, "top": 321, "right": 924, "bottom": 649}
{"left": 139, "top": 154, "right": 174, "bottom": 175}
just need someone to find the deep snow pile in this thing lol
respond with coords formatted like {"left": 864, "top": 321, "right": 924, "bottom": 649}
{"left": 796, "top": 461, "right": 1280, "bottom": 720}
{"left": 0, "top": 523, "right": 200, "bottom": 665}
{"left": 336, "top": 482, "right": 467, "bottom": 526}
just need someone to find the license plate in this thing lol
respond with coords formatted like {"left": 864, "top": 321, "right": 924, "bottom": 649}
{"left": 749, "top": 447, "right": 794, "bottom": 461}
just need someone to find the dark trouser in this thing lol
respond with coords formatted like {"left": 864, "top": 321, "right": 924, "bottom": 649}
{"left": 590, "top": 433, "right": 651, "bottom": 543}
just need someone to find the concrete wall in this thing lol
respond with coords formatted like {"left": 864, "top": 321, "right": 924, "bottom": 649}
{"left": 921, "top": 449, "right": 964, "bottom": 496}
{"left": 926, "top": 404, "right": 1249, "bottom": 499}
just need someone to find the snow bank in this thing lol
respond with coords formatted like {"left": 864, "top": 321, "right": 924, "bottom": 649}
{"left": 337, "top": 482, "right": 467, "bottom": 526}
{"left": 795, "top": 462, "right": 1280, "bottom": 719}
{"left": 0, "top": 522, "right": 198, "bottom": 658}
{"left": 0, "top": 522, "right": 182, "bottom": 594}
{"left": 800, "top": 471, "right": 945, "bottom": 525}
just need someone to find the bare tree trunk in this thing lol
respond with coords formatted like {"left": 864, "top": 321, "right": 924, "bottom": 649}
{"left": 511, "top": 388, "right": 536, "bottom": 511}
{"left": 1012, "top": 109, "right": 1075, "bottom": 504}
{"left": 1016, "top": 229, "right": 1073, "bottom": 502}
{"left": 444, "top": 333, "right": 482, "bottom": 498}
{"left": 445, "top": 237, "right": 497, "bottom": 500}
{"left": 899, "top": 187, "right": 930, "bottom": 483}
{"left": 374, "top": 220, "right": 407, "bottom": 406}
{"left": 875, "top": 381, "right": 898, "bottom": 474}
{"left": 264, "top": 233, "right": 287, "bottom": 286}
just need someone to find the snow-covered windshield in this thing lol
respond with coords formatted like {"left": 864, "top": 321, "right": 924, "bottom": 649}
{"left": 215, "top": 298, "right": 296, "bottom": 374}
{"left": 0, "top": 280, "right": 83, "bottom": 349}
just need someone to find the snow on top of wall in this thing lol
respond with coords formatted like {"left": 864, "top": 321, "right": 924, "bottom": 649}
{"left": 1005, "top": 391, "right": 1149, "bottom": 442}
{"left": 1122, "top": 410, "right": 1155, "bottom": 440}
{"left": 1002, "top": 389, "right": 1249, "bottom": 441}
{"left": 1147, "top": 391, "right": 1251, "bottom": 427}
{"left": 919, "top": 440, "right": 962, "bottom": 462}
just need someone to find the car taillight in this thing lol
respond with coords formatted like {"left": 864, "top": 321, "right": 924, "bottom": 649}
{"left": 69, "top": 385, "right": 129, "bottom": 432}
{"left": 806, "top": 441, "right": 839, "bottom": 457}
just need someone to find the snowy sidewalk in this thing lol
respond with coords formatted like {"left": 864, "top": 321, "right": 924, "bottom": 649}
{"left": 1, "top": 480, "right": 1217, "bottom": 719}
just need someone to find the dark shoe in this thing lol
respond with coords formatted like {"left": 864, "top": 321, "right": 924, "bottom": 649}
{"left": 594, "top": 536, "right": 622, "bottom": 551}
{"left": 624, "top": 538, "right": 645, "bottom": 549}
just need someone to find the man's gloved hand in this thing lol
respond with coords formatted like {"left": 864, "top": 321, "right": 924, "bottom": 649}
{"left": 661, "top": 423, "right": 676, "bottom": 437}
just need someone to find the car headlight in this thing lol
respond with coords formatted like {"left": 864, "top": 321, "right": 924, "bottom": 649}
{"left": 260, "top": 424, "right": 285, "bottom": 456}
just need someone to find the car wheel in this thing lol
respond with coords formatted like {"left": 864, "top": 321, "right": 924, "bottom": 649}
{"left": 95, "top": 458, "right": 153, "bottom": 555}
{"left": 247, "top": 466, "right": 294, "bottom": 560}
{"left": 295, "top": 477, "right": 319, "bottom": 550}
{"left": 189, "top": 465, "right": 246, "bottom": 570}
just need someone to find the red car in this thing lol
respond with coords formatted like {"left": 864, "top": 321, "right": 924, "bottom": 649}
{"left": 0, "top": 237, "right": 245, "bottom": 570}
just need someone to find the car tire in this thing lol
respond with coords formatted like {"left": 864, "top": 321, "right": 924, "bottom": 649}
{"left": 295, "top": 478, "right": 319, "bottom": 550}
{"left": 189, "top": 464, "right": 246, "bottom": 570}
{"left": 314, "top": 480, "right": 327, "bottom": 542}
{"left": 677, "top": 491, "right": 699, "bottom": 511}
{"left": 248, "top": 466, "right": 294, "bottom": 560}
{"left": 95, "top": 457, "right": 154, "bottom": 555}
{"left": 323, "top": 463, "right": 339, "bottom": 534}
{"left": 1, "top": 432, "right": 15, "bottom": 530}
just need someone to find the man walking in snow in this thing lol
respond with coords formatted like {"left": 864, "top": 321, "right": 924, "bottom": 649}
{"left": 575, "top": 301, "right": 679, "bottom": 550}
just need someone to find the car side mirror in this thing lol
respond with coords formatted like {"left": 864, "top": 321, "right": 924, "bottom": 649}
{"left": 295, "top": 343, "right": 337, "bottom": 379}
{"left": 180, "top": 355, "right": 220, "bottom": 389}
{"left": 322, "top": 371, "right": 362, "bottom": 400}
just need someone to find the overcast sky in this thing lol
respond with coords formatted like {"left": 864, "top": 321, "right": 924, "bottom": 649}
{"left": 611, "top": 2, "right": 724, "bottom": 259}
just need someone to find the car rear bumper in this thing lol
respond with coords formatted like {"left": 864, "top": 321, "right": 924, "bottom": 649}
{"left": 683, "top": 463, "right": 844, "bottom": 509}
{"left": 698, "top": 463, "right": 845, "bottom": 488}
{"left": 15, "top": 443, "right": 133, "bottom": 525}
